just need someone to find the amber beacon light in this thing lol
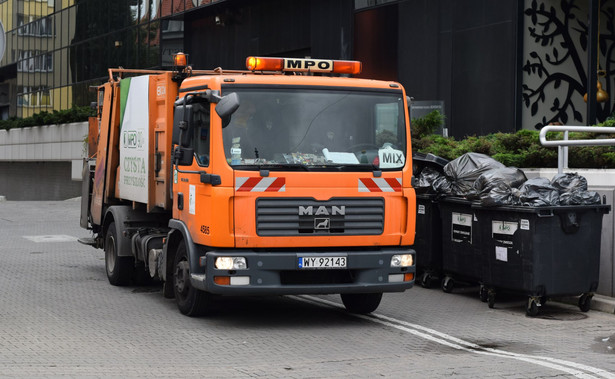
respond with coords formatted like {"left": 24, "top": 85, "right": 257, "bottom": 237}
{"left": 173, "top": 52, "right": 188, "bottom": 69}
{"left": 246, "top": 56, "right": 362, "bottom": 75}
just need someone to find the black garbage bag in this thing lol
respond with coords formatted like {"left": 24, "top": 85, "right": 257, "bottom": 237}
{"left": 479, "top": 182, "right": 522, "bottom": 207}
{"left": 432, "top": 174, "right": 454, "bottom": 194}
{"left": 560, "top": 191, "right": 601, "bottom": 205}
{"left": 550, "top": 173, "right": 601, "bottom": 205}
{"left": 517, "top": 177, "right": 560, "bottom": 206}
{"left": 442, "top": 152, "right": 505, "bottom": 196}
{"left": 551, "top": 173, "right": 588, "bottom": 193}
{"left": 418, "top": 166, "right": 444, "bottom": 191}
{"left": 467, "top": 167, "right": 527, "bottom": 200}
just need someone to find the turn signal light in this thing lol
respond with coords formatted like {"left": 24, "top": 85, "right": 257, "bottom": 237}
{"left": 214, "top": 276, "right": 230, "bottom": 285}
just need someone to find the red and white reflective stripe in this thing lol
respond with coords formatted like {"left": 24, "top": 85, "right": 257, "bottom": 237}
{"left": 235, "top": 177, "right": 286, "bottom": 192}
{"left": 358, "top": 178, "right": 402, "bottom": 192}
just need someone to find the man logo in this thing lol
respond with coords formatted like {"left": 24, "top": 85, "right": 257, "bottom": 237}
{"left": 298, "top": 205, "right": 345, "bottom": 216}
{"left": 314, "top": 218, "right": 330, "bottom": 230}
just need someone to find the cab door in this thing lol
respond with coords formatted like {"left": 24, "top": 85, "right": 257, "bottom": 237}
{"left": 172, "top": 101, "right": 216, "bottom": 245}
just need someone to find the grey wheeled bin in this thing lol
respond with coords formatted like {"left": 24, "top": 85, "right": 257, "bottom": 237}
{"left": 473, "top": 203, "right": 610, "bottom": 316}
{"left": 415, "top": 193, "right": 443, "bottom": 288}
{"left": 438, "top": 197, "right": 483, "bottom": 294}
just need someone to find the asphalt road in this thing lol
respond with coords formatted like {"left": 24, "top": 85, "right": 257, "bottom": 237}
{"left": 1, "top": 199, "right": 614, "bottom": 378}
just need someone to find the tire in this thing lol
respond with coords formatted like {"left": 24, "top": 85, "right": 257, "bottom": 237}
{"left": 173, "top": 241, "right": 209, "bottom": 317}
{"left": 105, "top": 222, "right": 133, "bottom": 286}
{"left": 341, "top": 293, "right": 383, "bottom": 314}
{"left": 487, "top": 292, "right": 496, "bottom": 309}
{"left": 441, "top": 277, "right": 454, "bottom": 293}
{"left": 526, "top": 298, "right": 539, "bottom": 317}
{"left": 420, "top": 272, "right": 433, "bottom": 289}
{"left": 479, "top": 285, "right": 488, "bottom": 303}
{"left": 578, "top": 294, "right": 592, "bottom": 313}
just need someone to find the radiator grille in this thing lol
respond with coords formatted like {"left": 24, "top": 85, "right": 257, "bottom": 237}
{"left": 256, "top": 198, "right": 384, "bottom": 236}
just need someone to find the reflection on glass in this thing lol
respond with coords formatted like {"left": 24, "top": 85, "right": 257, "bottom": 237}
{"left": 222, "top": 87, "right": 407, "bottom": 171}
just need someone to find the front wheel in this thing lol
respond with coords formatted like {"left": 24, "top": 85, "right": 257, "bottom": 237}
{"left": 173, "top": 241, "right": 209, "bottom": 317}
{"left": 105, "top": 222, "right": 133, "bottom": 286}
{"left": 341, "top": 293, "right": 382, "bottom": 314}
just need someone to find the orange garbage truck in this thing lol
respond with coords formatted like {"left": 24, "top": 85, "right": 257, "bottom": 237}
{"left": 80, "top": 55, "right": 416, "bottom": 316}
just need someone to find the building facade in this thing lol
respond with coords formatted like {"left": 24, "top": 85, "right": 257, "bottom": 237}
{"left": 0, "top": 0, "right": 612, "bottom": 138}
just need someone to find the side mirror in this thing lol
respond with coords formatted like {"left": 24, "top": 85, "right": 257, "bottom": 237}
{"left": 173, "top": 103, "right": 194, "bottom": 146}
{"left": 215, "top": 92, "right": 240, "bottom": 128}
{"left": 173, "top": 146, "right": 194, "bottom": 166}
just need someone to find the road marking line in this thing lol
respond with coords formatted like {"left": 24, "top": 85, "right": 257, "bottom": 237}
{"left": 296, "top": 295, "right": 614, "bottom": 379}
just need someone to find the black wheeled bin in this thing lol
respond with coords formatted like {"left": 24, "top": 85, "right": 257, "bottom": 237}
{"left": 473, "top": 203, "right": 610, "bottom": 316}
{"left": 414, "top": 193, "right": 443, "bottom": 288}
{"left": 412, "top": 152, "right": 449, "bottom": 288}
{"left": 438, "top": 197, "right": 483, "bottom": 293}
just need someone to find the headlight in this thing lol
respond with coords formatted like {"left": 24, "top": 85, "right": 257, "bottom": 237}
{"left": 391, "top": 254, "right": 413, "bottom": 267}
{"left": 215, "top": 257, "right": 247, "bottom": 270}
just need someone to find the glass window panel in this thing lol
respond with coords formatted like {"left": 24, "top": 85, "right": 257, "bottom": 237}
{"left": 53, "top": 50, "right": 62, "bottom": 87}
{"left": 148, "top": 20, "right": 160, "bottom": 67}
{"left": 150, "top": 0, "right": 160, "bottom": 20}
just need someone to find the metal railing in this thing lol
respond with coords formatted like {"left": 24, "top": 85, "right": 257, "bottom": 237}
{"left": 539, "top": 125, "right": 615, "bottom": 174}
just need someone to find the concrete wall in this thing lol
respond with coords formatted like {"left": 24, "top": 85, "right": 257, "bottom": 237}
{"left": 524, "top": 169, "right": 615, "bottom": 297}
{"left": 0, "top": 122, "right": 87, "bottom": 200}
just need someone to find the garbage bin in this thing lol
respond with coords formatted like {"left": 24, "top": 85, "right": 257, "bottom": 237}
{"left": 415, "top": 193, "right": 443, "bottom": 288}
{"left": 412, "top": 152, "right": 449, "bottom": 288}
{"left": 438, "top": 197, "right": 482, "bottom": 293}
{"left": 473, "top": 203, "right": 611, "bottom": 316}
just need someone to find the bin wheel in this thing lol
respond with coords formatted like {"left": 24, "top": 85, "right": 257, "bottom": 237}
{"left": 421, "top": 272, "right": 433, "bottom": 289}
{"left": 578, "top": 294, "right": 593, "bottom": 312}
{"left": 441, "top": 277, "right": 454, "bottom": 293}
{"left": 487, "top": 291, "right": 496, "bottom": 309}
{"left": 526, "top": 298, "right": 539, "bottom": 317}
{"left": 479, "top": 285, "right": 488, "bottom": 303}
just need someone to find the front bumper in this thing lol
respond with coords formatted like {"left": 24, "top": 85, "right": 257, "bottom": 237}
{"left": 190, "top": 248, "right": 415, "bottom": 295}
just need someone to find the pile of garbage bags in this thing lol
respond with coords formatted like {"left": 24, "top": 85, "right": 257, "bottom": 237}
{"left": 416, "top": 152, "right": 602, "bottom": 207}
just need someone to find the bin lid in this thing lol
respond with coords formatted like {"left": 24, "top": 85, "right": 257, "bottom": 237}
{"left": 413, "top": 152, "right": 448, "bottom": 174}
{"left": 471, "top": 203, "right": 611, "bottom": 215}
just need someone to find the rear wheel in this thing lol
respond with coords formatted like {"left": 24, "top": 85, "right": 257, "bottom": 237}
{"left": 173, "top": 241, "right": 209, "bottom": 316}
{"left": 105, "top": 222, "right": 133, "bottom": 286}
{"left": 341, "top": 293, "right": 383, "bottom": 314}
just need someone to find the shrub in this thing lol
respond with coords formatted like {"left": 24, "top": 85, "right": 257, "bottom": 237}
{"left": 411, "top": 110, "right": 445, "bottom": 138}
{"left": 0, "top": 106, "right": 94, "bottom": 130}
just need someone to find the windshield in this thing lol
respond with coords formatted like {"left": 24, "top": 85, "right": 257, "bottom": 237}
{"left": 222, "top": 87, "right": 407, "bottom": 171}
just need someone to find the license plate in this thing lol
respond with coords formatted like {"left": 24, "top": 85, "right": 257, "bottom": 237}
{"left": 298, "top": 256, "right": 347, "bottom": 269}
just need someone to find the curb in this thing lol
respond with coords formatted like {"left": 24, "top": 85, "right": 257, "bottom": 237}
{"left": 558, "top": 294, "right": 615, "bottom": 314}
{"left": 591, "top": 294, "right": 615, "bottom": 314}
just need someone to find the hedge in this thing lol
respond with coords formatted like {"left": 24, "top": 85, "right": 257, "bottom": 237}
{"left": 0, "top": 106, "right": 94, "bottom": 131}
{"left": 411, "top": 110, "right": 615, "bottom": 169}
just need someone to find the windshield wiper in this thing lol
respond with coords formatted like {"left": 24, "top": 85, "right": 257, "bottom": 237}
{"left": 231, "top": 163, "right": 311, "bottom": 171}
{"left": 322, "top": 163, "right": 378, "bottom": 171}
